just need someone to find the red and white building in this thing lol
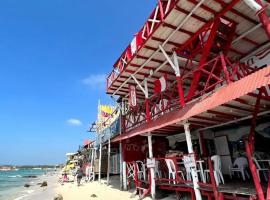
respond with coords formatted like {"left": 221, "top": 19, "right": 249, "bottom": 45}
{"left": 105, "top": 0, "right": 270, "bottom": 199}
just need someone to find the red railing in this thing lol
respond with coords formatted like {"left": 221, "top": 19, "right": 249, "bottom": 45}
{"left": 106, "top": 0, "right": 178, "bottom": 91}
{"left": 122, "top": 54, "right": 253, "bottom": 132}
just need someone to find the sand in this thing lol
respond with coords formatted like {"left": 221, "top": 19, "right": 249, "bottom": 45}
{"left": 25, "top": 174, "right": 175, "bottom": 200}
{"left": 55, "top": 177, "right": 153, "bottom": 200}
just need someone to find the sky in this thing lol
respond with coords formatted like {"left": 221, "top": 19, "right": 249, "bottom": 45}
{"left": 0, "top": 0, "right": 156, "bottom": 165}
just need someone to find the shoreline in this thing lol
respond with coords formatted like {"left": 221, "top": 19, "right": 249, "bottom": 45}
{"left": 2, "top": 171, "right": 59, "bottom": 200}
{"left": 7, "top": 174, "right": 176, "bottom": 200}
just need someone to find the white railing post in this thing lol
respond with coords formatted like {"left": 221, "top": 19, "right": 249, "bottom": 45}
{"left": 147, "top": 134, "right": 156, "bottom": 199}
{"left": 183, "top": 121, "right": 202, "bottom": 200}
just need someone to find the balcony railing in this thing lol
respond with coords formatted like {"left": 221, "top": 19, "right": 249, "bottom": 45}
{"left": 106, "top": 0, "right": 178, "bottom": 91}
{"left": 122, "top": 54, "right": 252, "bottom": 132}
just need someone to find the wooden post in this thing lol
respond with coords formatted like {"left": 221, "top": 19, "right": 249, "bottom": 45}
{"left": 98, "top": 138, "right": 102, "bottom": 183}
{"left": 183, "top": 121, "right": 202, "bottom": 200}
{"left": 147, "top": 134, "right": 156, "bottom": 199}
{"left": 123, "top": 161, "right": 127, "bottom": 190}
{"left": 107, "top": 136, "right": 111, "bottom": 185}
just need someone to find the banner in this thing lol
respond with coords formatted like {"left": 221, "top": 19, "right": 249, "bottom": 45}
{"left": 97, "top": 104, "right": 117, "bottom": 132}
{"left": 129, "top": 85, "right": 137, "bottom": 108}
{"left": 154, "top": 75, "right": 167, "bottom": 93}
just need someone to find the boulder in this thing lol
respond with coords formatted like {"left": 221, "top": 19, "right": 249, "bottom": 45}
{"left": 24, "top": 183, "right": 30, "bottom": 188}
{"left": 40, "top": 181, "right": 48, "bottom": 187}
{"left": 23, "top": 175, "right": 37, "bottom": 178}
{"left": 53, "top": 194, "right": 63, "bottom": 200}
{"left": 90, "top": 194, "right": 97, "bottom": 198}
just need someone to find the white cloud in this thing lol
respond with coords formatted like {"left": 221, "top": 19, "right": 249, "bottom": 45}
{"left": 82, "top": 74, "right": 107, "bottom": 89}
{"left": 66, "top": 118, "right": 82, "bottom": 126}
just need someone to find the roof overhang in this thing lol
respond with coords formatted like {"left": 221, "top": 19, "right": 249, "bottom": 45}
{"left": 107, "top": 0, "right": 270, "bottom": 99}
{"left": 112, "top": 65, "right": 270, "bottom": 142}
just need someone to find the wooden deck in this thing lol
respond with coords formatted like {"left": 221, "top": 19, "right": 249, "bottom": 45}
{"left": 157, "top": 180, "right": 268, "bottom": 196}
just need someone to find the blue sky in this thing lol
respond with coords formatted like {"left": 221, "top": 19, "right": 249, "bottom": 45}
{"left": 0, "top": 0, "right": 156, "bottom": 165}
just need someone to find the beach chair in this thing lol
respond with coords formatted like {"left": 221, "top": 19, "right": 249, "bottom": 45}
{"left": 165, "top": 159, "right": 185, "bottom": 184}
{"left": 204, "top": 155, "right": 225, "bottom": 185}
{"left": 229, "top": 157, "right": 250, "bottom": 181}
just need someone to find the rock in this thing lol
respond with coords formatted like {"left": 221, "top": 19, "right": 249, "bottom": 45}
{"left": 90, "top": 194, "right": 97, "bottom": 198}
{"left": 40, "top": 181, "right": 48, "bottom": 187}
{"left": 23, "top": 175, "right": 37, "bottom": 178}
{"left": 53, "top": 194, "right": 63, "bottom": 200}
{"left": 24, "top": 183, "right": 30, "bottom": 188}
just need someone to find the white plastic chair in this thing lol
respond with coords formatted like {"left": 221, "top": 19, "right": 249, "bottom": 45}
{"left": 205, "top": 155, "right": 225, "bottom": 185}
{"left": 127, "top": 162, "right": 135, "bottom": 180}
{"left": 252, "top": 157, "right": 269, "bottom": 182}
{"left": 136, "top": 161, "right": 146, "bottom": 181}
{"left": 86, "top": 166, "right": 95, "bottom": 182}
{"left": 183, "top": 158, "right": 192, "bottom": 181}
{"left": 155, "top": 160, "right": 162, "bottom": 179}
{"left": 165, "top": 159, "right": 185, "bottom": 184}
{"left": 229, "top": 157, "right": 250, "bottom": 181}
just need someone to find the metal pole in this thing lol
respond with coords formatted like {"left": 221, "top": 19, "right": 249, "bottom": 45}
{"left": 123, "top": 161, "right": 127, "bottom": 190}
{"left": 98, "top": 136, "right": 102, "bottom": 183}
{"left": 107, "top": 133, "right": 111, "bottom": 185}
{"left": 91, "top": 147, "right": 94, "bottom": 168}
{"left": 147, "top": 134, "right": 156, "bottom": 199}
{"left": 119, "top": 110, "right": 123, "bottom": 190}
{"left": 183, "top": 121, "right": 202, "bottom": 200}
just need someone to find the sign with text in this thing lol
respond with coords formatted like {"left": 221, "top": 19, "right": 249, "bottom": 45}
{"left": 129, "top": 85, "right": 137, "bottom": 108}
{"left": 183, "top": 154, "right": 196, "bottom": 169}
{"left": 146, "top": 158, "right": 156, "bottom": 168}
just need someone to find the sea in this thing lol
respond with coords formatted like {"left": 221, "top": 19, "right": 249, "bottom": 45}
{"left": 0, "top": 169, "right": 52, "bottom": 200}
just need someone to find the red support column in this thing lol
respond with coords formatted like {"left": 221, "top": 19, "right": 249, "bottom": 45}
{"left": 245, "top": 89, "right": 264, "bottom": 200}
{"left": 220, "top": 53, "right": 232, "bottom": 84}
{"left": 121, "top": 115, "right": 126, "bottom": 134}
{"left": 187, "top": 18, "right": 221, "bottom": 100}
{"left": 245, "top": 141, "right": 265, "bottom": 200}
{"left": 267, "top": 172, "right": 270, "bottom": 200}
{"left": 255, "top": 0, "right": 270, "bottom": 39}
{"left": 176, "top": 76, "right": 186, "bottom": 107}
{"left": 208, "top": 158, "right": 219, "bottom": 200}
{"left": 199, "top": 131, "right": 207, "bottom": 157}
{"left": 249, "top": 89, "right": 262, "bottom": 153}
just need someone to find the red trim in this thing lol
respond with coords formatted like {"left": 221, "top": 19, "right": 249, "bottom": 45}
{"left": 256, "top": 0, "right": 270, "bottom": 39}
{"left": 245, "top": 141, "right": 265, "bottom": 200}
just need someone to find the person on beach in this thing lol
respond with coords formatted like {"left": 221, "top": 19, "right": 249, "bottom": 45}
{"left": 75, "top": 165, "right": 83, "bottom": 186}
{"left": 63, "top": 172, "right": 68, "bottom": 182}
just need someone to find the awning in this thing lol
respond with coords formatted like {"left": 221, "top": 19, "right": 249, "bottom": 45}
{"left": 113, "top": 65, "right": 270, "bottom": 142}
{"left": 83, "top": 140, "right": 94, "bottom": 146}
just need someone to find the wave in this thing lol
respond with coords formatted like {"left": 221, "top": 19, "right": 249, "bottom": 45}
{"left": 26, "top": 190, "right": 34, "bottom": 194}
{"left": 13, "top": 195, "right": 26, "bottom": 200}
{"left": 8, "top": 175, "right": 22, "bottom": 178}
{"left": 13, "top": 189, "right": 35, "bottom": 200}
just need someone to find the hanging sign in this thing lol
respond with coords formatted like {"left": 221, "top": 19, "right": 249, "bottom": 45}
{"left": 183, "top": 154, "right": 196, "bottom": 169}
{"left": 146, "top": 158, "right": 156, "bottom": 168}
{"left": 129, "top": 85, "right": 137, "bottom": 108}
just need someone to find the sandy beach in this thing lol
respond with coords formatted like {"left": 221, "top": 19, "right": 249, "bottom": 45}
{"left": 55, "top": 177, "right": 153, "bottom": 200}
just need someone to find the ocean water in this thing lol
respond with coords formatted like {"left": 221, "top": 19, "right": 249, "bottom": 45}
{"left": 0, "top": 169, "right": 48, "bottom": 200}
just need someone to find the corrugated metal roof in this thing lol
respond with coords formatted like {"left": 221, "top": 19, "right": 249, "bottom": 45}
{"left": 113, "top": 65, "right": 270, "bottom": 142}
